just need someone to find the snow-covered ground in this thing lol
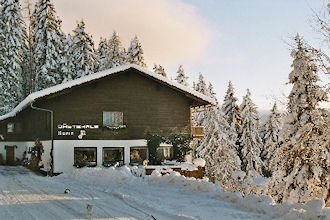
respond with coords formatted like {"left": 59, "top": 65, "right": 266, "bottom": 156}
{"left": 0, "top": 166, "right": 329, "bottom": 220}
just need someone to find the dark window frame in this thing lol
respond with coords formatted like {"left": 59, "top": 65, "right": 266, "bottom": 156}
{"left": 130, "top": 147, "right": 149, "bottom": 165}
{"left": 102, "top": 147, "right": 124, "bottom": 167}
{"left": 73, "top": 147, "right": 97, "bottom": 168}
{"left": 157, "top": 145, "right": 173, "bottom": 160}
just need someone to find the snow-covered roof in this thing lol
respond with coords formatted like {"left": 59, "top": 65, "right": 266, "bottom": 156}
{"left": 0, "top": 64, "right": 216, "bottom": 121}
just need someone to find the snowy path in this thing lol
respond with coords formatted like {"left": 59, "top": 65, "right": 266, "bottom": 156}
{"left": 0, "top": 166, "right": 153, "bottom": 219}
{"left": 0, "top": 166, "right": 270, "bottom": 220}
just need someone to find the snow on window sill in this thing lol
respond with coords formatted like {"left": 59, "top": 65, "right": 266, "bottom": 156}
{"left": 102, "top": 124, "right": 127, "bottom": 130}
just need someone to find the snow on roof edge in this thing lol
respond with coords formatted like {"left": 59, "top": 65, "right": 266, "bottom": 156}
{"left": 0, "top": 64, "right": 216, "bottom": 121}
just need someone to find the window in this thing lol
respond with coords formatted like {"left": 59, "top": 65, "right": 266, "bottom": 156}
{"left": 103, "top": 112, "right": 123, "bottom": 127}
{"left": 157, "top": 144, "right": 173, "bottom": 160}
{"left": 74, "top": 147, "right": 97, "bottom": 168}
{"left": 7, "top": 122, "right": 22, "bottom": 134}
{"left": 7, "top": 123, "right": 14, "bottom": 133}
{"left": 103, "top": 147, "right": 124, "bottom": 167}
{"left": 130, "top": 147, "right": 148, "bottom": 164}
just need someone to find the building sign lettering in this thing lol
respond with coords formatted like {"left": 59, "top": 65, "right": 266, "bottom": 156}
{"left": 57, "top": 123, "right": 99, "bottom": 129}
{"left": 57, "top": 131, "right": 74, "bottom": 136}
{"left": 57, "top": 123, "right": 99, "bottom": 139}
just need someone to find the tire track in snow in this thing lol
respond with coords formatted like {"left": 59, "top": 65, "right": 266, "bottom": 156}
{"left": 56, "top": 175, "right": 195, "bottom": 220}
{"left": 13, "top": 173, "right": 88, "bottom": 219}
{"left": 0, "top": 166, "right": 84, "bottom": 219}
{"left": 0, "top": 167, "right": 41, "bottom": 220}
{"left": 54, "top": 175, "right": 152, "bottom": 219}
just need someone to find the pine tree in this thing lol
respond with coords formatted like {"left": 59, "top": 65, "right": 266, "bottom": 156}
{"left": 193, "top": 72, "right": 209, "bottom": 126}
{"left": 260, "top": 102, "right": 281, "bottom": 176}
{"left": 0, "top": 0, "right": 27, "bottom": 114}
{"left": 153, "top": 64, "right": 167, "bottom": 77}
{"left": 191, "top": 77, "right": 209, "bottom": 159}
{"left": 196, "top": 106, "right": 242, "bottom": 189}
{"left": 61, "top": 34, "right": 75, "bottom": 82}
{"left": 32, "top": 0, "right": 64, "bottom": 91}
{"left": 269, "top": 35, "right": 329, "bottom": 203}
{"left": 191, "top": 74, "right": 210, "bottom": 157}
{"left": 71, "top": 20, "right": 96, "bottom": 79}
{"left": 239, "top": 89, "right": 263, "bottom": 175}
{"left": 96, "top": 37, "right": 110, "bottom": 72}
{"left": 175, "top": 65, "right": 189, "bottom": 86}
{"left": 194, "top": 73, "right": 209, "bottom": 96}
{"left": 97, "top": 32, "right": 126, "bottom": 72}
{"left": 127, "top": 35, "right": 146, "bottom": 67}
{"left": 221, "top": 81, "right": 241, "bottom": 153}
{"left": 108, "top": 31, "right": 126, "bottom": 68}
{"left": 222, "top": 81, "right": 242, "bottom": 133}
{"left": 22, "top": 0, "right": 35, "bottom": 97}
{"left": 208, "top": 82, "right": 217, "bottom": 102}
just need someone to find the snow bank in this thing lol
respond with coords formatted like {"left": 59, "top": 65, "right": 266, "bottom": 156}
{"left": 59, "top": 166, "right": 136, "bottom": 187}
{"left": 242, "top": 172, "right": 269, "bottom": 195}
{"left": 147, "top": 170, "right": 330, "bottom": 219}
{"left": 57, "top": 166, "right": 330, "bottom": 219}
{"left": 193, "top": 158, "right": 206, "bottom": 167}
{"left": 149, "top": 170, "right": 215, "bottom": 192}
{"left": 176, "top": 162, "right": 198, "bottom": 171}
{"left": 130, "top": 165, "right": 144, "bottom": 177}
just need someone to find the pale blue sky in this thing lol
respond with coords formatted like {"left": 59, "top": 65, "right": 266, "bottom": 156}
{"left": 170, "top": 0, "right": 329, "bottom": 111}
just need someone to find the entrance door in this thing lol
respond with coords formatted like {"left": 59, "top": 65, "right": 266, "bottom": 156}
{"left": 5, "top": 146, "right": 15, "bottom": 165}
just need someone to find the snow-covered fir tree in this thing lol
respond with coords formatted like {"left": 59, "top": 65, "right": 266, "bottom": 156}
{"left": 196, "top": 106, "right": 242, "bottom": 189}
{"left": 96, "top": 37, "right": 110, "bottom": 72}
{"left": 153, "top": 64, "right": 167, "bottom": 77}
{"left": 61, "top": 34, "right": 75, "bottom": 82}
{"left": 208, "top": 82, "right": 217, "bottom": 101}
{"left": 194, "top": 73, "right": 209, "bottom": 96}
{"left": 222, "top": 81, "right": 242, "bottom": 133}
{"left": 269, "top": 35, "right": 329, "bottom": 204}
{"left": 32, "top": 0, "right": 64, "bottom": 91}
{"left": 127, "top": 35, "right": 146, "bottom": 67}
{"left": 175, "top": 65, "right": 189, "bottom": 87}
{"left": 71, "top": 20, "right": 96, "bottom": 78}
{"left": 221, "top": 81, "right": 241, "bottom": 152}
{"left": 191, "top": 81, "right": 217, "bottom": 159}
{"left": 22, "top": 0, "right": 35, "bottom": 97}
{"left": 0, "top": 0, "right": 27, "bottom": 114}
{"left": 239, "top": 89, "right": 263, "bottom": 175}
{"left": 193, "top": 72, "right": 209, "bottom": 126}
{"left": 108, "top": 31, "right": 126, "bottom": 68}
{"left": 260, "top": 102, "right": 281, "bottom": 176}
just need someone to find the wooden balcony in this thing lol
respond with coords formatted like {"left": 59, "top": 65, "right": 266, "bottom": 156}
{"left": 191, "top": 126, "right": 204, "bottom": 139}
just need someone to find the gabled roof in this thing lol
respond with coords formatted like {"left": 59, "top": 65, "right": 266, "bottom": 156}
{"left": 0, "top": 64, "right": 216, "bottom": 121}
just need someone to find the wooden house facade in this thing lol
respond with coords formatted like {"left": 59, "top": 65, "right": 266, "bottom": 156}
{"left": 0, "top": 65, "right": 214, "bottom": 173}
